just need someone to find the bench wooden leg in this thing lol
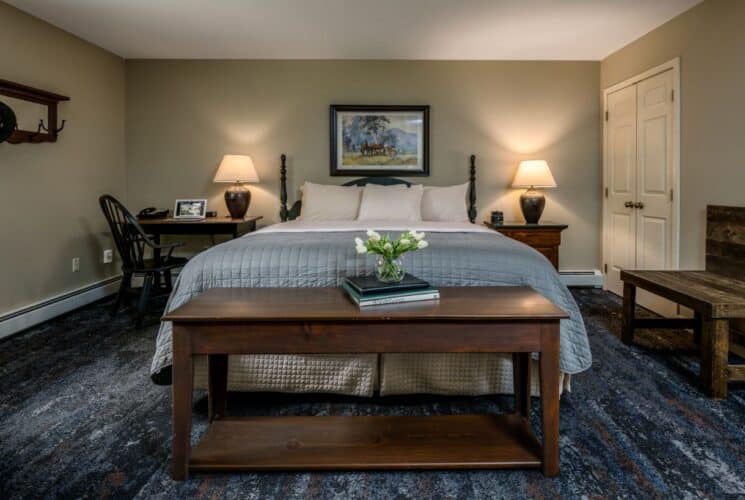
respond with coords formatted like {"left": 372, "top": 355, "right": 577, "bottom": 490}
{"left": 539, "top": 324, "right": 560, "bottom": 477}
{"left": 208, "top": 354, "right": 228, "bottom": 422}
{"left": 693, "top": 311, "right": 702, "bottom": 347}
{"left": 172, "top": 326, "right": 193, "bottom": 480}
{"left": 622, "top": 282, "right": 636, "bottom": 345}
{"left": 700, "top": 318, "right": 729, "bottom": 399}
{"left": 512, "top": 352, "right": 531, "bottom": 417}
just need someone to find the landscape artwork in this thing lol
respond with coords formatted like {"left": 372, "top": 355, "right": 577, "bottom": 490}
{"left": 330, "top": 105, "right": 429, "bottom": 176}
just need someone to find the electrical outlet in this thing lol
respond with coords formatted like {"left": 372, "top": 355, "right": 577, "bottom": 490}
{"left": 72, "top": 257, "right": 80, "bottom": 272}
{"left": 103, "top": 249, "right": 113, "bottom": 264}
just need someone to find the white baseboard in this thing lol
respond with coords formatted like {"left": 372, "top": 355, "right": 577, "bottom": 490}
{"left": 0, "top": 276, "right": 121, "bottom": 341}
{"left": 0, "top": 268, "right": 599, "bottom": 340}
{"left": 559, "top": 269, "right": 603, "bottom": 288}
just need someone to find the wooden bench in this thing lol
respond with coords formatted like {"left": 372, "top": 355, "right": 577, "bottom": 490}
{"left": 163, "top": 287, "right": 567, "bottom": 479}
{"left": 621, "top": 205, "right": 745, "bottom": 398}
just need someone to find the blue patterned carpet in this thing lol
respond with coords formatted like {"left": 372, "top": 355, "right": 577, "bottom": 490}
{"left": 1, "top": 289, "right": 743, "bottom": 499}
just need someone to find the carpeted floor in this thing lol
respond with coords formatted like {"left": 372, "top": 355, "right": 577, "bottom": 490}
{"left": 1, "top": 289, "right": 743, "bottom": 499}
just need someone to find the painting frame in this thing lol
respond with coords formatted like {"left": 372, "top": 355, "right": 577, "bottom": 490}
{"left": 330, "top": 104, "right": 430, "bottom": 177}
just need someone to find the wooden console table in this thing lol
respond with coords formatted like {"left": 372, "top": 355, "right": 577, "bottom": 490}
{"left": 139, "top": 215, "right": 262, "bottom": 240}
{"left": 163, "top": 286, "right": 566, "bottom": 479}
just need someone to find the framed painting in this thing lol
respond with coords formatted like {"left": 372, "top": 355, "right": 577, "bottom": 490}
{"left": 330, "top": 105, "right": 429, "bottom": 177}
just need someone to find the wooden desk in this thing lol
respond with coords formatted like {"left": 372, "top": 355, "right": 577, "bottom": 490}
{"left": 138, "top": 215, "right": 262, "bottom": 239}
{"left": 163, "top": 286, "right": 567, "bottom": 479}
{"left": 484, "top": 222, "right": 568, "bottom": 270}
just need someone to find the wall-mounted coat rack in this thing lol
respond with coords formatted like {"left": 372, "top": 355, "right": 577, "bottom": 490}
{"left": 0, "top": 79, "right": 69, "bottom": 144}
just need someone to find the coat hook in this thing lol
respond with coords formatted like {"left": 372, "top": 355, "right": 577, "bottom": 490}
{"left": 24, "top": 120, "right": 46, "bottom": 140}
{"left": 54, "top": 120, "right": 66, "bottom": 133}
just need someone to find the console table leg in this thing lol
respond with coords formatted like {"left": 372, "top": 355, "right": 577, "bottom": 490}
{"left": 540, "top": 323, "right": 560, "bottom": 477}
{"left": 700, "top": 318, "right": 729, "bottom": 399}
{"left": 172, "top": 326, "right": 193, "bottom": 480}
{"left": 209, "top": 354, "right": 228, "bottom": 422}
{"left": 622, "top": 283, "right": 636, "bottom": 345}
{"left": 512, "top": 352, "right": 531, "bottom": 416}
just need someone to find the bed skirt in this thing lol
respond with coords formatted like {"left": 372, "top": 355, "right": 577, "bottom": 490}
{"left": 192, "top": 353, "right": 570, "bottom": 397}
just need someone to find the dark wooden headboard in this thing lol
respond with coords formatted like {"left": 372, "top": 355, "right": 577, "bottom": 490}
{"left": 279, "top": 154, "right": 477, "bottom": 223}
{"left": 706, "top": 205, "right": 745, "bottom": 281}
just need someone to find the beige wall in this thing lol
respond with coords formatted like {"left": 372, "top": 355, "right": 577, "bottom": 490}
{"left": 0, "top": 3, "right": 125, "bottom": 313}
{"left": 126, "top": 60, "right": 601, "bottom": 269}
{"left": 601, "top": 0, "right": 745, "bottom": 269}
{"left": 4, "top": 0, "right": 741, "bottom": 317}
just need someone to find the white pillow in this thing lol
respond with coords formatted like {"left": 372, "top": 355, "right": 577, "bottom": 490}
{"left": 356, "top": 184, "right": 424, "bottom": 222}
{"left": 420, "top": 183, "right": 470, "bottom": 222}
{"left": 298, "top": 182, "right": 362, "bottom": 220}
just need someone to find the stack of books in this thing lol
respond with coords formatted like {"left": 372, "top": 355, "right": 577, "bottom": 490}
{"left": 342, "top": 274, "right": 440, "bottom": 307}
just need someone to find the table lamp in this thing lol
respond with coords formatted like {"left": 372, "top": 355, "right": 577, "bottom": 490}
{"left": 512, "top": 160, "right": 557, "bottom": 224}
{"left": 214, "top": 154, "right": 259, "bottom": 219}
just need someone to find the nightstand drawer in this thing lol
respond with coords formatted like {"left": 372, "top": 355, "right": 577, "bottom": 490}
{"left": 483, "top": 222, "right": 567, "bottom": 270}
{"left": 498, "top": 230, "right": 561, "bottom": 247}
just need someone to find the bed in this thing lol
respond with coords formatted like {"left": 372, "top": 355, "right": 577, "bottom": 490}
{"left": 151, "top": 155, "right": 591, "bottom": 397}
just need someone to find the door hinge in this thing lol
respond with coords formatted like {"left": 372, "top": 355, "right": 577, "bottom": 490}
{"left": 605, "top": 187, "right": 608, "bottom": 198}
{"left": 671, "top": 89, "right": 675, "bottom": 102}
{"left": 605, "top": 110, "right": 609, "bottom": 121}
{"left": 604, "top": 263, "right": 608, "bottom": 273}
{"left": 670, "top": 189, "right": 674, "bottom": 202}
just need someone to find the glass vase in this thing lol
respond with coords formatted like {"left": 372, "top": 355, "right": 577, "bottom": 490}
{"left": 375, "top": 256, "right": 405, "bottom": 283}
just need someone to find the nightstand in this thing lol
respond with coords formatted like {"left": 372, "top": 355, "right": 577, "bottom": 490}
{"left": 483, "top": 221, "right": 567, "bottom": 270}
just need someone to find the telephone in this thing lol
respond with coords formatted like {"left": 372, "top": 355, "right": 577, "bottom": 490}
{"left": 137, "top": 207, "right": 169, "bottom": 219}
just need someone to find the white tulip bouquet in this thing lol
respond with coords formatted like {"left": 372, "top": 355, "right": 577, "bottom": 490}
{"left": 355, "top": 229, "right": 429, "bottom": 282}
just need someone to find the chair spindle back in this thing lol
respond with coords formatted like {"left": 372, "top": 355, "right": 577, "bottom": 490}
{"left": 99, "top": 195, "right": 150, "bottom": 269}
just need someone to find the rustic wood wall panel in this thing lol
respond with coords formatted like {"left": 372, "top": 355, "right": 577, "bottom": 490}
{"left": 706, "top": 205, "right": 745, "bottom": 281}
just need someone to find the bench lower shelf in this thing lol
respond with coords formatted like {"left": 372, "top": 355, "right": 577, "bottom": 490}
{"left": 189, "top": 414, "right": 543, "bottom": 471}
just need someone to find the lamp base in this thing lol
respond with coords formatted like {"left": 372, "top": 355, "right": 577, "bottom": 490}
{"left": 225, "top": 184, "right": 251, "bottom": 219}
{"left": 520, "top": 188, "right": 545, "bottom": 224}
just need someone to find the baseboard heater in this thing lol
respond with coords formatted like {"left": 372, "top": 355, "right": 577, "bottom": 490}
{"left": 559, "top": 269, "right": 603, "bottom": 288}
{"left": 0, "top": 276, "right": 121, "bottom": 340}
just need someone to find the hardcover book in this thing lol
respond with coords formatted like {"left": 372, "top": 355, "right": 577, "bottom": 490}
{"left": 341, "top": 281, "right": 440, "bottom": 307}
{"left": 344, "top": 274, "right": 430, "bottom": 296}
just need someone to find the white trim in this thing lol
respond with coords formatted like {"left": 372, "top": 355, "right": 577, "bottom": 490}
{"left": 604, "top": 58, "right": 680, "bottom": 96}
{"left": 0, "top": 276, "right": 121, "bottom": 340}
{"left": 0, "top": 266, "right": 598, "bottom": 339}
{"left": 601, "top": 57, "right": 681, "bottom": 289}
{"left": 559, "top": 269, "right": 603, "bottom": 288}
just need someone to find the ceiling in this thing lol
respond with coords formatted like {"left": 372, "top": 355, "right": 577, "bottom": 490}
{"left": 7, "top": 0, "right": 702, "bottom": 60}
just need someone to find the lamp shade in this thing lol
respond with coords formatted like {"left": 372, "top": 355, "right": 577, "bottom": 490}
{"left": 214, "top": 155, "right": 260, "bottom": 183}
{"left": 512, "top": 160, "right": 557, "bottom": 188}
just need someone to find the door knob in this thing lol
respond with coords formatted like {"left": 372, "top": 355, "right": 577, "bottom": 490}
{"left": 624, "top": 201, "right": 634, "bottom": 208}
{"left": 634, "top": 202, "right": 645, "bottom": 209}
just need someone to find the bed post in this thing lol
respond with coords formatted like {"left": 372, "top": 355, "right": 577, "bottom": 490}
{"left": 468, "top": 154, "right": 477, "bottom": 223}
{"left": 279, "top": 154, "right": 288, "bottom": 222}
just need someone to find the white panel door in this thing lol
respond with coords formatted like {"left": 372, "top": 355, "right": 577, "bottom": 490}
{"left": 635, "top": 69, "right": 676, "bottom": 315}
{"left": 604, "top": 84, "right": 637, "bottom": 296}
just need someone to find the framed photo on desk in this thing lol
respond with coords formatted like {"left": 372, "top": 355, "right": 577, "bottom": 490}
{"left": 174, "top": 199, "right": 207, "bottom": 219}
